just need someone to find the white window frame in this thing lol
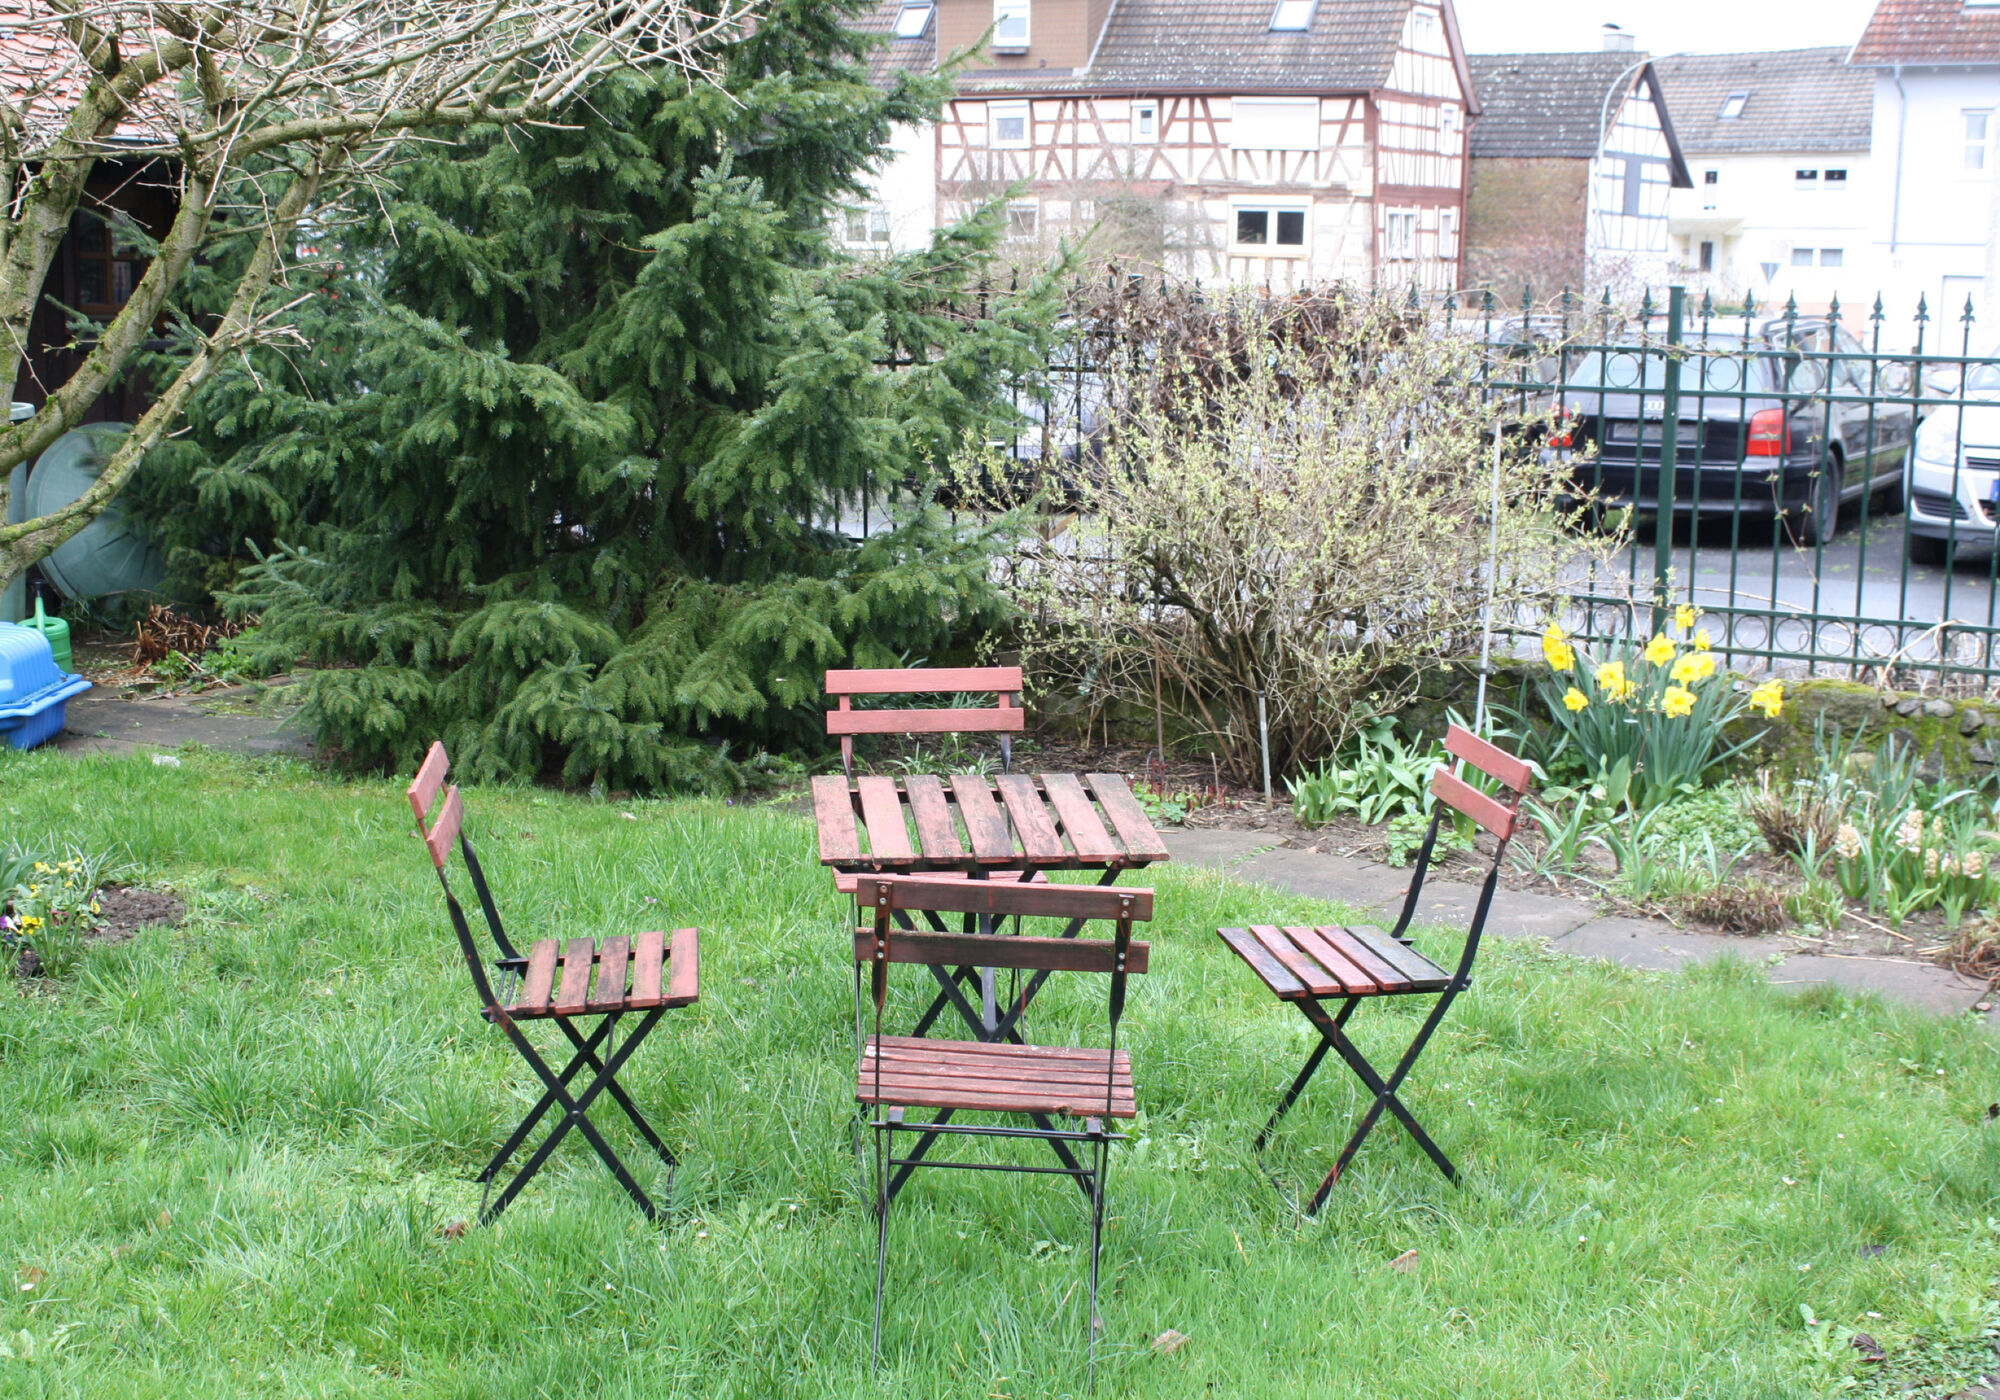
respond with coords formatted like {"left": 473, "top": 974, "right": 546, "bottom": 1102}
{"left": 1965, "top": 109, "right": 1992, "bottom": 173}
{"left": 992, "top": 0, "right": 1029, "bottom": 51}
{"left": 1229, "top": 97, "right": 1320, "bottom": 152}
{"left": 1794, "top": 168, "right": 1819, "bottom": 187}
{"left": 1383, "top": 208, "right": 1417, "bottom": 261}
{"left": 1005, "top": 199, "right": 1039, "bottom": 242}
{"left": 1718, "top": 92, "right": 1747, "bottom": 120}
{"left": 1820, "top": 247, "right": 1844, "bottom": 268}
{"left": 990, "top": 101, "right": 1030, "bottom": 150}
{"left": 892, "top": 2, "right": 932, "bottom": 38}
{"left": 1439, "top": 207, "right": 1458, "bottom": 256}
{"left": 1789, "top": 246, "right": 1814, "bottom": 268}
{"left": 1268, "top": 0, "right": 1315, "bottom": 31}
{"left": 1230, "top": 201, "right": 1310, "bottom": 254}
{"left": 1131, "top": 100, "right": 1158, "bottom": 142}
{"left": 840, "top": 208, "right": 891, "bottom": 246}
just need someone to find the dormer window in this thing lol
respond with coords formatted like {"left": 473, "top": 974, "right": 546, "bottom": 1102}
{"left": 1269, "top": 0, "right": 1314, "bottom": 30}
{"left": 892, "top": 3, "right": 932, "bottom": 37}
{"left": 993, "top": 0, "right": 1029, "bottom": 50}
{"left": 1718, "top": 92, "right": 1748, "bottom": 120}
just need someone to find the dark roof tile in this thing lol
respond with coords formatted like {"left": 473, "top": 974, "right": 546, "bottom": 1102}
{"left": 1465, "top": 51, "right": 1650, "bottom": 159}
{"left": 1851, "top": 0, "right": 2000, "bottom": 66}
{"left": 1653, "top": 49, "right": 1872, "bottom": 155}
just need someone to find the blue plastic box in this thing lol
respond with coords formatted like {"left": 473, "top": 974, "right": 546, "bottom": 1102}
{"left": 0, "top": 622, "right": 89, "bottom": 750}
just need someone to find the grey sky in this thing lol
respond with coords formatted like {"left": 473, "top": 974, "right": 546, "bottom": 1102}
{"left": 1453, "top": 0, "right": 1883, "bottom": 57}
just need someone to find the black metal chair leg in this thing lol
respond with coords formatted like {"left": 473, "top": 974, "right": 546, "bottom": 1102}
{"left": 477, "top": 1016, "right": 613, "bottom": 1184}
{"left": 1305, "top": 987, "right": 1467, "bottom": 1213}
{"left": 1087, "top": 1127, "right": 1108, "bottom": 1394}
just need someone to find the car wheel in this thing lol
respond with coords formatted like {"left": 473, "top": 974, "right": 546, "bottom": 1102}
{"left": 1786, "top": 459, "right": 1844, "bottom": 548}
{"left": 1907, "top": 530, "right": 1950, "bottom": 566}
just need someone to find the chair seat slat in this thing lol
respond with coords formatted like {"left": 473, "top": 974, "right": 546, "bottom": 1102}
{"left": 860, "top": 1039, "right": 1134, "bottom": 1117}
{"left": 553, "top": 938, "right": 594, "bottom": 1013}
{"left": 1444, "top": 724, "right": 1535, "bottom": 794}
{"left": 1250, "top": 925, "right": 1339, "bottom": 996}
{"left": 588, "top": 935, "right": 631, "bottom": 1012}
{"left": 1344, "top": 924, "right": 1451, "bottom": 989}
{"left": 1319, "top": 926, "right": 1413, "bottom": 991}
{"left": 1219, "top": 927, "right": 1307, "bottom": 998}
{"left": 517, "top": 940, "right": 560, "bottom": 1012}
{"left": 1283, "top": 925, "right": 1381, "bottom": 994}
{"left": 629, "top": 929, "right": 667, "bottom": 1008}
{"left": 665, "top": 928, "right": 699, "bottom": 1005}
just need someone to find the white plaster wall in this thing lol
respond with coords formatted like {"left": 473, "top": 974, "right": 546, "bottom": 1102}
{"left": 1666, "top": 151, "right": 1871, "bottom": 307}
{"left": 848, "top": 120, "right": 938, "bottom": 254}
{"left": 1861, "top": 66, "right": 2000, "bottom": 323}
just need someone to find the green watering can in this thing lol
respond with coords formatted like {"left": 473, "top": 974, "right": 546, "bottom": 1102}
{"left": 21, "top": 595, "right": 71, "bottom": 674}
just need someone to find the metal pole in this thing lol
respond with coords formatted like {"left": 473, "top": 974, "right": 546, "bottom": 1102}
{"left": 1473, "top": 418, "right": 1503, "bottom": 735}
{"left": 1652, "top": 284, "right": 1685, "bottom": 635}
{"left": 1257, "top": 691, "right": 1272, "bottom": 804}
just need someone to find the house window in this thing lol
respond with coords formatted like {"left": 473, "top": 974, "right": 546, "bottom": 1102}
{"left": 1132, "top": 100, "right": 1158, "bottom": 141}
{"left": 1234, "top": 205, "right": 1308, "bottom": 250}
{"left": 1699, "top": 240, "right": 1714, "bottom": 273}
{"left": 1230, "top": 97, "right": 1319, "bottom": 151}
{"left": 1703, "top": 169, "right": 1718, "bottom": 184}
{"left": 993, "top": 0, "right": 1029, "bottom": 50}
{"left": 1439, "top": 107, "right": 1456, "bottom": 140}
{"left": 1824, "top": 168, "right": 1847, "bottom": 184}
{"left": 1965, "top": 110, "right": 1991, "bottom": 171}
{"left": 1439, "top": 207, "right": 1458, "bottom": 254}
{"left": 1006, "top": 200, "right": 1039, "bottom": 241}
{"left": 1820, "top": 248, "right": 1843, "bottom": 267}
{"left": 892, "top": 2, "right": 933, "bottom": 37}
{"left": 1269, "top": 0, "right": 1314, "bottom": 30}
{"left": 1790, "top": 247, "right": 1814, "bottom": 267}
{"left": 991, "top": 101, "right": 1030, "bottom": 148}
{"left": 1620, "top": 158, "right": 1646, "bottom": 216}
{"left": 843, "top": 209, "right": 890, "bottom": 244}
{"left": 1718, "top": 92, "right": 1748, "bottom": 120}
{"left": 68, "top": 211, "right": 145, "bottom": 313}
{"left": 1795, "top": 168, "right": 1819, "bottom": 185}
{"left": 1384, "top": 209, "right": 1416, "bottom": 259}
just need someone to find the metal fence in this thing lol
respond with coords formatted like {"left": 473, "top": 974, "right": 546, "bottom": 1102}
{"left": 991, "top": 280, "right": 2000, "bottom": 689}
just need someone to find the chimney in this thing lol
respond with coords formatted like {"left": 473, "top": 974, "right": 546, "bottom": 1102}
{"left": 1602, "top": 23, "right": 1634, "bottom": 52}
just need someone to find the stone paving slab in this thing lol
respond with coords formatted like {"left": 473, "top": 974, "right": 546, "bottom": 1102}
{"left": 1768, "top": 953, "right": 1993, "bottom": 1018}
{"left": 1549, "top": 918, "right": 1750, "bottom": 972}
{"left": 57, "top": 691, "right": 311, "bottom": 759}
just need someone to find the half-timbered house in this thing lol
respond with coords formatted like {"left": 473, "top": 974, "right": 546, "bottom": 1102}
{"left": 1463, "top": 40, "right": 1692, "bottom": 299}
{"left": 852, "top": 0, "right": 1477, "bottom": 289}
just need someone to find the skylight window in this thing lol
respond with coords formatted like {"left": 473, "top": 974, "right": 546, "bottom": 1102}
{"left": 893, "top": 3, "right": 932, "bottom": 37}
{"left": 1269, "top": 0, "right": 1315, "bottom": 29}
{"left": 1718, "top": 92, "right": 1748, "bottom": 120}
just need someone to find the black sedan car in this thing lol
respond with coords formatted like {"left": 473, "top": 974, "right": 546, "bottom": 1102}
{"left": 1547, "top": 320, "right": 1914, "bottom": 546}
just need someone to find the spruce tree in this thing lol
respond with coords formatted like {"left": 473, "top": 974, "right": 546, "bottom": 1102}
{"left": 197, "top": 0, "right": 1055, "bottom": 789}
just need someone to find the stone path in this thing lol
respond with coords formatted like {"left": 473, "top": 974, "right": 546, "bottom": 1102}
{"left": 1166, "top": 829, "right": 2000, "bottom": 1032}
{"left": 55, "top": 687, "right": 311, "bottom": 760}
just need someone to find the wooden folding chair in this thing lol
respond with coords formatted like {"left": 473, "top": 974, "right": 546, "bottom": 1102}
{"left": 407, "top": 743, "right": 698, "bottom": 1224}
{"left": 855, "top": 875, "right": 1150, "bottom": 1385}
{"left": 824, "top": 665, "right": 1025, "bottom": 777}
{"left": 1220, "top": 725, "right": 1532, "bottom": 1215}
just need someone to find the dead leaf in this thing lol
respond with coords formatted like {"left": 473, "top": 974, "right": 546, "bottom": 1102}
{"left": 1150, "top": 1329, "right": 1189, "bottom": 1356}
{"left": 1388, "top": 1248, "right": 1418, "bottom": 1274}
{"left": 440, "top": 1220, "right": 469, "bottom": 1240}
{"left": 1849, "top": 1333, "right": 1886, "bottom": 1363}
{"left": 1986, "top": 1103, "right": 1998, "bottom": 1121}
{"left": 17, "top": 1267, "right": 45, "bottom": 1292}
{"left": 154, "top": 1210, "right": 171, "bottom": 1230}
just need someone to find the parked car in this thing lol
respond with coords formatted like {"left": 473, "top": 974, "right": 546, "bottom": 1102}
{"left": 1548, "top": 319, "right": 1915, "bottom": 547}
{"left": 1904, "top": 347, "right": 2000, "bottom": 563}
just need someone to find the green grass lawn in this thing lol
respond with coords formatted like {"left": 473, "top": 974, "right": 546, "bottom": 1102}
{"left": 1, "top": 747, "right": 1997, "bottom": 1398}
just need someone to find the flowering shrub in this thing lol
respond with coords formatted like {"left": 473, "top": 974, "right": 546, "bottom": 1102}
{"left": 1536, "top": 608, "right": 1780, "bottom": 812}
{"left": 1831, "top": 796, "right": 1999, "bottom": 929}
{"left": 0, "top": 843, "right": 112, "bottom": 978}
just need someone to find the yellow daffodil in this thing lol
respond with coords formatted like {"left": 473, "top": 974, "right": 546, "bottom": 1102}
{"left": 1670, "top": 652, "right": 1716, "bottom": 685}
{"left": 1749, "top": 679, "right": 1784, "bottom": 718}
{"left": 1542, "top": 624, "right": 1575, "bottom": 673}
{"left": 1643, "top": 632, "right": 1676, "bottom": 666}
{"left": 1595, "top": 660, "right": 1637, "bottom": 702}
{"left": 1674, "top": 604, "right": 1697, "bottom": 632}
{"left": 1692, "top": 628, "right": 1712, "bottom": 652}
{"left": 1661, "top": 685, "right": 1696, "bottom": 717}
{"left": 1563, "top": 687, "right": 1589, "bottom": 712}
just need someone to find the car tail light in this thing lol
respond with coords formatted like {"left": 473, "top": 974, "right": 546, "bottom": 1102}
{"left": 1548, "top": 410, "right": 1577, "bottom": 450}
{"left": 1746, "top": 408, "right": 1789, "bottom": 457}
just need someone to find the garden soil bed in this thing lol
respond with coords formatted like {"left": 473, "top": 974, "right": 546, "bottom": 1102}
{"left": 90, "top": 885, "right": 186, "bottom": 943}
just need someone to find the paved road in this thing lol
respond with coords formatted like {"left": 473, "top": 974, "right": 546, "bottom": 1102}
{"left": 1574, "top": 507, "right": 2000, "bottom": 669}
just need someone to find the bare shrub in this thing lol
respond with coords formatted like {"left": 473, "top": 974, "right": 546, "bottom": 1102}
{"left": 1675, "top": 882, "right": 1789, "bottom": 936}
{"left": 972, "top": 287, "right": 1600, "bottom": 783}
{"left": 1742, "top": 768, "right": 1844, "bottom": 861}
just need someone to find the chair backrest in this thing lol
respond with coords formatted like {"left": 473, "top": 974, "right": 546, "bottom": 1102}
{"left": 1388, "top": 724, "right": 1535, "bottom": 956}
{"left": 407, "top": 741, "right": 517, "bottom": 1004}
{"left": 825, "top": 666, "right": 1025, "bottom": 777}
{"left": 853, "top": 875, "right": 1151, "bottom": 1117}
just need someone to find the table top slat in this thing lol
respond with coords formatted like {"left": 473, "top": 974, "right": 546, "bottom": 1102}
{"left": 854, "top": 777, "right": 915, "bottom": 861}
{"left": 1083, "top": 773, "right": 1170, "bottom": 862}
{"left": 903, "top": 775, "right": 966, "bottom": 860}
{"left": 810, "top": 776, "right": 862, "bottom": 862}
{"left": 996, "top": 774, "right": 1065, "bottom": 861}
{"left": 948, "top": 776, "right": 1015, "bottom": 861}
{"left": 1041, "top": 773, "right": 1119, "bottom": 862}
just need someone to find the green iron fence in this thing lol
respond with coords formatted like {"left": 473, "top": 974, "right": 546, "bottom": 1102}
{"left": 1000, "top": 280, "right": 2000, "bottom": 687}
